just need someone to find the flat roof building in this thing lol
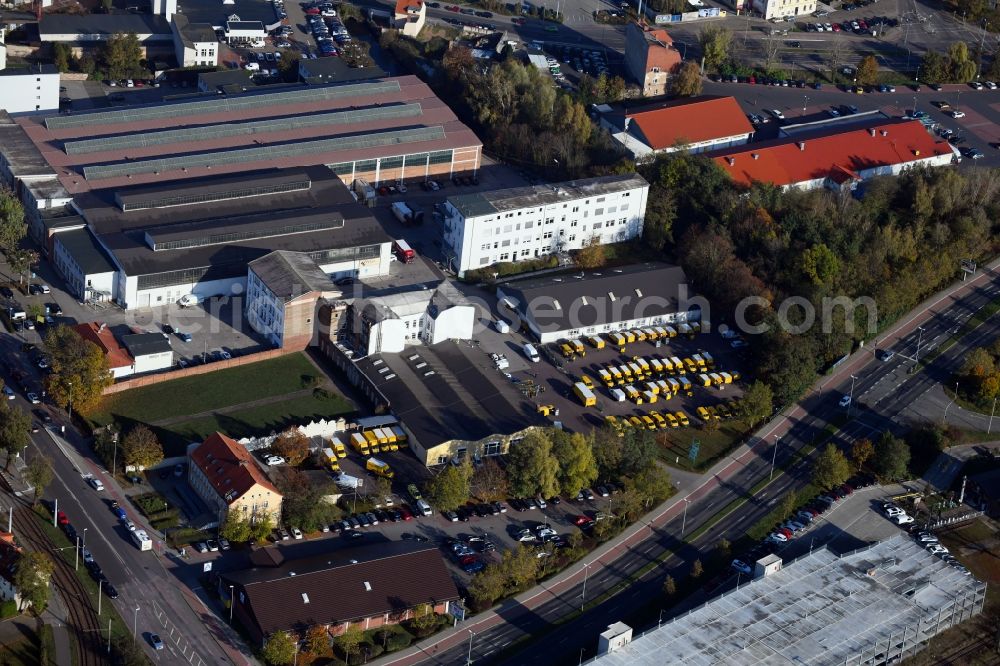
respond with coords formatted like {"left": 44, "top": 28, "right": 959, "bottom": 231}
{"left": 345, "top": 341, "right": 546, "bottom": 466}
{"left": 442, "top": 174, "right": 649, "bottom": 277}
{"left": 588, "top": 534, "right": 986, "bottom": 665}
{"left": 38, "top": 14, "right": 174, "bottom": 54}
{"left": 599, "top": 96, "right": 754, "bottom": 159}
{"left": 0, "top": 63, "right": 60, "bottom": 115}
{"left": 496, "top": 262, "right": 695, "bottom": 344}
{"left": 711, "top": 119, "right": 958, "bottom": 192}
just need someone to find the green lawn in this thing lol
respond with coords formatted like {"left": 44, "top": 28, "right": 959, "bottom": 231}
{"left": 159, "top": 390, "right": 355, "bottom": 451}
{"left": 656, "top": 420, "right": 749, "bottom": 472}
{"left": 90, "top": 353, "right": 322, "bottom": 427}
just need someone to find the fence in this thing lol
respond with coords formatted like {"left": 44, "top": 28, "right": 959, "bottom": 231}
{"left": 927, "top": 510, "right": 984, "bottom": 530}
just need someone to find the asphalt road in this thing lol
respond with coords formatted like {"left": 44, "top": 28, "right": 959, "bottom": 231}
{"left": 398, "top": 263, "right": 1000, "bottom": 666}
{"left": 0, "top": 335, "right": 249, "bottom": 666}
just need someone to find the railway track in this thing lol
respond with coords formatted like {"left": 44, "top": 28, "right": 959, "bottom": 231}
{"left": 12, "top": 504, "right": 108, "bottom": 666}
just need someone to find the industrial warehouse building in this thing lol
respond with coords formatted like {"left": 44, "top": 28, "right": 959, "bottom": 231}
{"left": 589, "top": 534, "right": 986, "bottom": 665}
{"left": 442, "top": 174, "right": 649, "bottom": 277}
{"left": 711, "top": 118, "right": 959, "bottom": 191}
{"left": 496, "top": 262, "right": 696, "bottom": 345}
{"left": 0, "top": 77, "right": 481, "bottom": 309}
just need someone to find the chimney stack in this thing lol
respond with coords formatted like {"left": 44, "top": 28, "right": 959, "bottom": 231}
{"left": 797, "top": 142, "right": 806, "bottom": 151}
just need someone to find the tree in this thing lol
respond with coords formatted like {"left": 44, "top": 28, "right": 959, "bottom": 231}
{"left": 856, "top": 55, "right": 879, "bottom": 86}
{"left": 24, "top": 456, "right": 54, "bottom": 506}
{"left": 921, "top": 50, "right": 948, "bottom": 83}
{"left": 271, "top": 429, "right": 309, "bottom": 466}
{"left": 471, "top": 458, "right": 509, "bottom": 501}
{"left": 276, "top": 468, "right": 342, "bottom": 532}
{"left": 777, "top": 492, "right": 797, "bottom": 521}
{"left": 305, "top": 625, "right": 329, "bottom": 657}
{"left": 762, "top": 35, "right": 781, "bottom": 70}
{"left": 468, "top": 562, "right": 506, "bottom": 608}
{"left": 52, "top": 43, "right": 72, "bottom": 73}
{"left": 690, "top": 558, "right": 703, "bottom": 579}
{"left": 261, "top": 631, "right": 297, "bottom": 666}
{"left": 575, "top": 236, "right": 606, "bottom": 269}
{"left": 121, "top": 425, "right": 163, "bottom": 471}
{"left": 800, "top": 243, "right": 840, "bottom": 287}
{"left": 698, "top": 26, "right": 732, "bottom": 71}
{"left": 947, "top": 41, "right": 977, "bottom": 82}
{"left": 0, "top": 404, "right": 31, "bottom": 471}
{"left": 618, "top": 429, "right": 658, "bottom": 477}
{"left": 672, "top": 61, "right": 703, "bottom": 97}
{"left": 716, "top": 537, "right": 731, "bottom": 560}
{"left": 7, "top": 248, "right": 37, "bottom": 286}
{"left": 506, "top": 430, "right": 560, "bottom": 499}
{"left": 872, "top": 432, "right": 910, "bottom": 481}
{"left": 0, "top": 187, "right": 26, "bottom": 255}
{"left": 220, "top": 511, "right": 252, "bottom": 543}
{"left": 335, "top": 625, "right": 364, "bottom": 662}
{"left": 410, "top": 603, "right": 437, "bottom": 634}
{"left": 626, "top": 465, "right": 673, "bottom": 507}
{"left": 551, "top": 431, "right": 598, "bottom": 497}
{"left": 101, "top": 32, "right": 144, "bottom": 82}
{"left": 13, "top": 551, "right": 53, "bottom": 612}
{"left": 425, "top": 459, "right": 473, "bottom": 511}
{"left": 111, "top": 635, "right": 147, "bottom": 666}
{"left": 812, "top": 443, "right": 851, "bottom": 490}
{"left": 735, "top": 381, "right": 773, "bottom": 427}
{"left": 850, "top": 438, "right": 874, "bottom": 470}
{"left": 43, "top": 325, "right": 113, "bottom": 416}
{"left": 249, "top": 511, "right": 274, "bottom": 543}
{"left": 662, "top": 575, "right": 676, "bottom": 598}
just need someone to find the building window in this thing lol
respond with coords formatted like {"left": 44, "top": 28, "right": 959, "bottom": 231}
{"left": 483, "top": 441, "right": 501, "bottom": 456}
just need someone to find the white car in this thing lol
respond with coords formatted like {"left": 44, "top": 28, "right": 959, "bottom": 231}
{"left": 839, "top": 395, "right": 852, "bottom": 408}
{"left": 893, "top": 513, "right": 914, "bottom": 525}
{"left": 265, "top": 455, "right": 286, "bottom": 466}
{"left": 124, "top": 520, "right": 136, "bottom": 531}
{"left": 916, "top": 533, "right": 938, "bottom": 543}
{"left": 884, "top": 506, "right": 904, "bottom": 517}
{"left": 2, "top": 386, "right": 13, "bottom": 400}
{"left": 949, "top": 110, "right": 966, "bottom": 118}
{"left": 926, "top": 544, "right": 949, "bottom": 555}
{"left": 769, "top": 109, "right": 785, "bottom": 119}
{"left": 27, "top": 393, "right": 40, "bottom": 405}
{"left": 767, "top": 532, "right": 788, "bottom": 543}
{"left": 291, "top": 527, "right": 303, "bottom": 539}
{"left": 88, "top": 477, "right": 104, "bottom": 491}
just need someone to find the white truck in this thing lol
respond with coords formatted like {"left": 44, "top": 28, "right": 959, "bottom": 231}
{"left": 391, "top": 201, "right": 414, "bottom": 225}
{"left": 130, "top": 529, "right": 152, "bottom": 551}
{"left": 335, "top": 473, "right": 363, "bottom": 489}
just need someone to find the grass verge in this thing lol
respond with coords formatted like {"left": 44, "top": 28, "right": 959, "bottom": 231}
{"left": 657, "top": 420, "right": 749, "bottom": 473}
{"left": 920, "top": 296, "right": 1000, "bottom": 367}
{"left": 39, "top": 623, "right": 55, "bottom": 666}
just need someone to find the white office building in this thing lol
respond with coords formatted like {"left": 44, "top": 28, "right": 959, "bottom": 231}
{"left": 751, "top": 0, "right": 816, "bottom": 20}
{"left": 0, "top": 64, "right": 60, "bottom": 115}
{"left": 171, "top": 15, "right": 219, "bottom": 68}
{"left": 352, "top": 282, "right": 475, "bottom": 355}
{"left": 441, "top": 174, "right": 649, "bottom": 277}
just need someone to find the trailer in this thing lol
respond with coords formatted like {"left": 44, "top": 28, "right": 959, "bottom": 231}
{"left": 573, "top": 382, "right": 597, "bottom": 407}
{"left": 350, "top": 432, "right": 371, "bottom": 455}
{"left": 598, "top": 369, "right": 614, "bottom": 387}
{"left": 391, "top": 201, "right": 414, "bottom": 224}
{"left": 366, "top": 457, "right": 395, "bottom": 479}
{"left": 321, "top": 447, "right": 341, "bottom": 472}
{"left": 336, "top": 473, "right": 363, "bottom": 489}
{"left": 701, "top": 351, "right": 715, "bottom": 368}
{"left": 670, "top": 357, "right": 685, "bottom": 374}
{"left": 606, "top": 331, "right": 626, "bottom": 348}
{"left": 698, "top": 373, "right": 713, "bottom": 387}
{"left": 588, "top": 335, "right": 605, "bottom": 350}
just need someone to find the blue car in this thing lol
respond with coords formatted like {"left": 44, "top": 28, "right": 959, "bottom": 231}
{"left": 462, "top": 560, "right": 485, "bottom": 574}
{"left": 113, "top": 507, "right": 127, "bottom": 521}
{"left": 177, "top": 331, "right": 192, "bottom": 343}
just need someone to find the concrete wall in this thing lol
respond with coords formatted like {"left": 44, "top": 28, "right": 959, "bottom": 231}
{"left": 102, "top": 347, "right": 303, "bottom": 395}
{"left": 132, "top": 350, "right": 173, "bottom": 375}
{"left": 0, "top": 69, "right": 59, "bottom": 114}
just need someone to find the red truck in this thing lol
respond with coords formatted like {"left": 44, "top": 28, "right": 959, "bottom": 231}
{"left": 393, "top": 239, "right": 415, "bottom": 263}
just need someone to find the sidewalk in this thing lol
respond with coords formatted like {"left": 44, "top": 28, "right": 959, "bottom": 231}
{"left": 40, "top": 588, "right": 74, "bottom": 666}
{"left": 376, "top": 257, "right": 1000, "bottom": 665}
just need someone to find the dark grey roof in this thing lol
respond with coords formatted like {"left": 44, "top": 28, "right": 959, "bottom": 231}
{"left": 198, "top": 70, "right": 259, "bottom": 90}
{"left": 74, "top": 167, "right": 391, "bottom": 278}
{"left": 173, "top": 14, "right": 217, "bottom": 46}
{"left": 0, "top": 112, "right": 54, "bottom": 178}
{"left": 356, "top": 341, "right": 544, "bottom": 450}
{"left": 226, "top": 21, "right": 265, "bottom": 31}
{"left": 120, "top": 332, "right": 172, "bottom": 357}
{"left": 970, "top": 468, "right": 1000, "bottom": 496}
{"left": 52, "top": 228, "right": 116, "bottom": 275}
{"left": 497, "top": 262, "right": 690, "bottom": 333}
{"left": 448, "top": 174, "right": 649, "bottom": 219}
{"left": 249, "top": 251, "right": 336, "bottom": 301}
{"left": 222, "top": 541, "right": 460, "bottom": 638}
{"left": 299, "top": 57, "right": 386, "bottom": 83}
{"left": 39, "top": 14, "right": 172, "bottom": 39}
{"left": 0, "top": 63, "right": 58, "bottom": 77}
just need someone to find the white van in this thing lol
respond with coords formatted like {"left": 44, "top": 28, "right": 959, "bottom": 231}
{"left": 523, "top": 343, "right": 540, "bottom": 363}
{"left": 415, "top": 499, "right": 432, "bottom": 516}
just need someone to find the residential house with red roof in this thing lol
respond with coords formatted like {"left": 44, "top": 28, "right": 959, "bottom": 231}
{"left": 624, "top": 22, "right": 682, "bottom": 97}
{"left": 0, "top": 532, "right": 24, "bottom": 610}
{"left": 188, "top": 432, "right": 283, "bottom": 524}
{"left": 599, "top": 96, "right": 754, "bottom": 159}
{"left": 394, "top": 0, "right": 426, "bottom": 37}
{"left": 711, "top": 119, "right": 958, "bottom": 192}
{"left": 221, "top": 541, "right": 461, "bottom": 646}
{"left": 73, "top": 322, "right": 174, "bottom": 379}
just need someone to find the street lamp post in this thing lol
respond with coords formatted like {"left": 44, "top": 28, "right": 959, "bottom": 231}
{"left": 132, "top": 605, "right": 140, "bottom": 646}
{"left": 848, "top": 374, "right": 858, "bottom": 417}
{"left": 82, "top": 528, "right": 87, "bottom": 555}
{"left": 98, "top": 579, "right": 102, "bottom": 616}
{"left": 802, "top": 95, "right": 808, "bottom": 112}
{"left": 658, "top": 609, "right": 668, "bottom": 628}
{"left": 466, "top": 630, "right": 476, "bottom": 666}
{"left": 989, "top": 397, "right": 998, "bottom": 434}
{"left": 229, "top": 585, "right": 235, "bottom": 624}
{"left": 680, "top": 498, "right": 691, "bottom": 534}
{"left": 67, "top": 382, "right": 73, "bottom": 423}
{"left": 769, "top": 436, "right": 780, "bottom": 481}
{"left": 580, "top": 563, "right": 592, "bottom": 610}
{"left": 915, "top": 325, "right": 925, "bottom": 365}
{"left": 944, "top": 381, "right": 959, "bottom": 421}
{"left": 74, "top": 536, "right": 79, "bottom": 571}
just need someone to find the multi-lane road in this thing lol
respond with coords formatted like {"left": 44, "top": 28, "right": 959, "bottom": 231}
{"left": 0, "top": 333, "right": 251, "bottom": 665}
{"left": 380, "top": 261, "right": 1000, "bottom": 666}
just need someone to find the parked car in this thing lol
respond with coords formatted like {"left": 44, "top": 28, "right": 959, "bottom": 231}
{"left": 731, "top": 559, "right": 752, "bottom": 575}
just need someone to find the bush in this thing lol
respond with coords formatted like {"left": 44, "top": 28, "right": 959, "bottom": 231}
{"left": 385, "top": 632, "right": 412, "bottom": 652}
{"left": 132, "top": 492, "right": 170, "bottom": 516}
{"left": 463, "top": 255, "right": 559, "bottom": 283}
{"left": 0, "top": 599, "right": 17, "bottom": 619}
{"left": 166, "top": 527, "right": 211, "bottom": 549}
{"left": 151, "top": 516, "right": 180, "bottom": 531}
